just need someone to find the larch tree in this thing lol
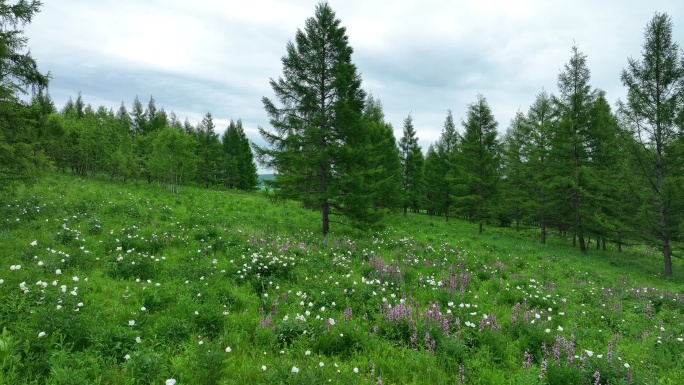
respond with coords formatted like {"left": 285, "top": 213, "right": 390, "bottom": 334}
{"left": 455, "top": 94, "right": 500, "bottom": 234}
{"left": 525, "top": 90, "right": 556, "bottom": 244}
{"left": 618, "top": 12, "right": 684, "bottom": 277}
{"left": 363, "top": 94, "right": 402, "bottom": 211}
{"left": 255, "top": 2, "right": 373, "bottom": 235}
{"left": 552, "top": 45, "right": 596, "bottom": 253}
{"left": 398, "top": 114, "right": 424, "bottom": 216}
{"left": 500, "top": 111, "right": 529, "bottom": 231}
{"left": 0, "top": 0, "right": 50, "bottom": 194}
{"left": 436, "top": 110, "right": 459, "bottom": 221}
{"left": 194, "top": 112, "right": 221, "bottom": 188}
{"left": 222, "top": 119, "right": 258, "bottom": 191}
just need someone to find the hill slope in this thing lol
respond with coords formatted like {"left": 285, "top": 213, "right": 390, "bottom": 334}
{"left": 0, "top": 174, "right": 682, "bottom": 384}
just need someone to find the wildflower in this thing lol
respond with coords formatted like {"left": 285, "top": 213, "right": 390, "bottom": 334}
{"left": 124, "top": 354, "right": 131, "bottom": 360}
{"left": 135, "top": 336, "right": 141, "bottom": 343}
{"left": 72, "top": 276, "right": 79, "bottom": 282}
{"left": 292, "top": 366, "right": 299, "bottom": 373}
{"left": 585, "top": 350, "right": 594, "bottom": 357}
{"left": 0, "top": 279, "right": 3, "bottom": 284}
{"left": 557, "top": 326, "right": 563, "bottom": 332}
{"left": 30, "top": 240, "right": 38, "bottom": 246}
{"left": 37, "top": 261, "right": 44, "bottom": 266}
{"left": 140, "top": 306, "right": 146, "bottom": 311}
{"left": 624, "top": 363, "right": 630, "bottom": 368}
{"left": 38, "top": 331, "right": 46, "bottom": 338}
{"left": 262, "top": 365, "right": 267, "bottom": 371}
{"left": 225, "top": 346, "right": 232, "bottom": 353}
{"left": 354, "top": 367, "right": 359, "bottom": 373}
{"left": 199, "top": 340, "right": 204, "bottom": 345}
{"left": 545, "top": 329, "right": 551, "bottom": 333}
{"left": 55, "top": 269, "right": 61, "bottom": 275}
{"left": 166, "top": 380, "right": 176, "bottom": 385}
{"left": 305, "top": 350, "right": 311, "bottom": 356}
{"left": 129, "top": 320, "right": 135, "bottom": 326}
{"left": 319, "top": 362, "right": 324, "bottom": 367}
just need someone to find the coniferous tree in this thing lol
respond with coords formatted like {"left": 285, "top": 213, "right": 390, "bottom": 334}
{"left": 130, "top": 95, "right": 146, "bottom": 136}
{"left": 500, "top": 112, "right": 529, "bottom": 230}
{"left": 454, "top": 94, "right": 500, "bottom": 234}
{"left": 434, "top": 110, "right": 459, "bottom": 221}
{"left": 0, "top": 0, "right": 50, "bottom": 193}
{"left": 619, "top": 12, "right": 684, "bottom": 277}
{"left": 222, "top": 119, "right": 258, "bottom": 191}
{"left": 398, "top": 114, "right": 424, "bottom": 216}
{"left": 194, "top": 112, "right": 221, "bottom": 188}
{"left": 255, "top": 2, "right": 373, "bottom": 235}
{"left": 551, "top": 45, "right": 596, "bottom": 252}
{"left": 525, "top": 90, "right": 556, "bottom": 244}
{"left": 363, "top": 95, "right": 402, "bottom": 211}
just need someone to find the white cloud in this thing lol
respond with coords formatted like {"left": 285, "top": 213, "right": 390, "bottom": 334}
{"left": 24, "top": 0, "right": 684, "bottom": 157}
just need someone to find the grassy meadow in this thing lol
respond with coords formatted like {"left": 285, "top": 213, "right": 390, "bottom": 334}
{"left": 0, "top": 173, "right": 682, "bottom": 384}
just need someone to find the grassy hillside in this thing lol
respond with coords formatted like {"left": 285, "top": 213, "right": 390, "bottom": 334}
{"left": 0, "top": 174, "right": 682, "bottom": 384}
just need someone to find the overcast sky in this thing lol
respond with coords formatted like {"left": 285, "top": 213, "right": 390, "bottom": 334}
{"left": 24, "top": 0, "right": 684, "bottom": 168}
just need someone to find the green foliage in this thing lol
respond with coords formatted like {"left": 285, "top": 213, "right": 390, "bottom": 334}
{"left": 618, "top": 12, "right": 684, "bottom": 277}
{"left": 398, "top": 113, "right": 424, "bottom": 215}
{"left": 453, "top": 94, "right": 500, "bottom": 234}
{"left": 255, "top": 2, "right": 374, "bottom": 235}
{"left": 0, "top": 173, "right": 683, "bottom": 384}
{"left": 221, "top": 119, "right": 259, "bottom": 191}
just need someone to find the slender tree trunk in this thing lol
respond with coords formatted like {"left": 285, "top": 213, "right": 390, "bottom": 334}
{"left": 321, "top": 162, "right": 329, "bottom": 235}
{"left": 656, "top": 148, "right": 673, "bottom": 277}
{"left": 479, "top": 221, "right": 483, "bottom": 234}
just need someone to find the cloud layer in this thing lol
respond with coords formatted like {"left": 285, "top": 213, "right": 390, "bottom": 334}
{"left": 24, "top": 0, "right": 684, "bottom": 155}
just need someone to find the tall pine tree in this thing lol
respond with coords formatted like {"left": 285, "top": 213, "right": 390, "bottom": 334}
{"left": 454, "top": 94, "right": 500, "bottom": 234}
{"left": 619, "top": 12, "right": 684, "bottom": 277}
{"left": 398, "top": 114, "right": 424, "bottom": 216}
{"left": 255, "top": 2, "right": 373, "bottom": 235}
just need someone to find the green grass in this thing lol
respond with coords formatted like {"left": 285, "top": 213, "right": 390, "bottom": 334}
{"left": 1, "top": 173, "right": 682, "bottom": 384}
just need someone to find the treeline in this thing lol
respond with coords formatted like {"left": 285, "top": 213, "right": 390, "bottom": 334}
{"left": 257, "top": 4, "right": 683, "bottom": 277}
{"left": 29, "top": 92, "right": 259, "bottom": 192}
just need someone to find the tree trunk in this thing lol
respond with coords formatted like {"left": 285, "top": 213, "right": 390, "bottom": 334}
{"left": 321, "top": 165, "right": 329, "bottom": 236}
{"left": 478, "top": 221, "right": 483, "bottom": 234}
{"left": 541, "top": 221, "right": 546, "bottom": 244}
{"left": 656, "top": 136, "right": 673, "bottom": 277}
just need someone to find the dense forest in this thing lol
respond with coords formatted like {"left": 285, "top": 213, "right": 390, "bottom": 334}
{"left": 1, "top": 2, "right": 683, "bottom": 277}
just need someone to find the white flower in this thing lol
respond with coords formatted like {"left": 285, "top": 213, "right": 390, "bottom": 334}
{"left": 305, "top": 350, "right": 311, "bottom": 356}
{"left": 55, "top": 269, "right": 61, "bottom": 275}
{"left": 72, "top": 276, "right": 79, "bottom": 282}
{"left": 677, "top": 338, "right": 683, "bottom": 342}
{"left": 140, "top": 306, "right": 146, "bottom": 311}
{"left": 128, "top": 320, "right": 135, "bottom": 326}
{"left": 353, "top": 367, "right": 359, "bottom": 373}
{"left": 198, "top": 340, "right": 203, "bottom": 345}
{"left": 135, "top": 336, "right": 141, "bottom": 343}
{"left": 225, "top": 346, "right": 231, "bottom": 353}
{"left": 166, "top": 380, "right": 176, "bottom": 385}
{"left": 30, "top": 240, "right": 38, "bottom": 246}
{"left": 624, "top": 363, "right": 630, "bottom": 368}
{"left": 124, "top": 354, "right": 131, "bottom": 360}
{"left": 545, "top": 329, "right": 551, "bottom": 333}
{"left": 37, "top": 261, "right": 44, "bottom": 266}
{"left": 557, "top": 326, "right": 563, "bottom": 332}
{"left": 597, "top": 354, "right": 603, "bottom": 359}
{"left": 291, "top": 366, "right": 299, "bottom": 373}
{"left": 262, "top": 365, "right": 267, "bottom": 371}
{"left": 38, "top": 331, "right": 46, "bottom": 338}
{"left": 0, "top": 279, "right": 4, "bottom": 284}
{"left": 585, "top": 350, "right": 594, "bottom": 357}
